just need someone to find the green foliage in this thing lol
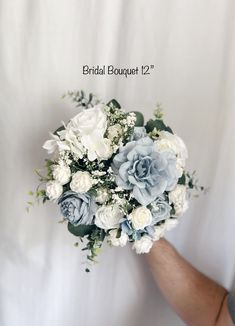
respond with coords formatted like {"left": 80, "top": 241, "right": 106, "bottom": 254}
{"left": 106, "top": 99, "right": 121, "bottom": 109}
{"left": 116, "top": 229, "right": 122, "bottom": 239}
{"left": 131, "top": 111, "right": 144, "bottom": 126}
{"left": 62, "top": 90, "right": 100, "bottom": 109}
{"left": 67, "top": 223, "right": 95, "bottom": 237}
{"left": 178, "top": 173, "right": 186, "bottom": 185}
{"left": 26, "top": 187, "right": 48, "bottom": 212}
{"left": 145, "top": 119, "right": 173, "bottom": 134}
{"left": 54, "top": 125, "right": 65, "bottom": 135}
{"left": 153, "top": 104, "right": 164, "bottom": 119}
{"left": 170, "top": 206, "right": 176, "bottom": 217}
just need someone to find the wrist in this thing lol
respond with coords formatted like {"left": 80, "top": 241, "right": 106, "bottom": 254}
{"left": 146, "top": 238, "right": 177, "bottom": 264}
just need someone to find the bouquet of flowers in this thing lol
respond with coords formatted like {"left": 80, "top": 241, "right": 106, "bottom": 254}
{"left": 29, "top": 91, "right": 202, "bottom": 271}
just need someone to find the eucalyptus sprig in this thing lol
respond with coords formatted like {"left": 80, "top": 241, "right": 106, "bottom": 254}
{"left": 62, "top": 90, "right": 100, "bottom": 109}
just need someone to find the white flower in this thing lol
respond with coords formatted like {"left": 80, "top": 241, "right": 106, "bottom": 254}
{"left": 95, "top": 188, "right": 109, "bottom": 204}
{"left": 95, "top": 205, "right": 124, "bottom": 229}
{"left": 70, "top": 105, "right": 107, "bottom": 135}
{"left": 70, "top": 171, "right": 93, "bottom": 193}
{"left": 128, "top": 206, "right": 152, "bottom": 230}
{"left": 58, "top": 127, "right": 85, "bottom": 158}
{"left": 126, "top": 114, "right": 137, "bottom": 126}
{"left": 52, "top": 164, "right": 71, "bottom": 185}
{"left": 43, "top": 133, "right": 70, "bottom": 154}
{"left": 46, "top": 180, "right": 63, "bottom": 200}
{"left": 111, "top": 195, "right": 127, "bottom": 207}
{"left": 168, "top": 185, "right": 188, "bottom": 216}
{"left": 80, "top": 136, "right": 113, "bottom": 161}
{"left": 152, "top": 225, "right": 165, "bottom": 241}
{"left": 132, "top": 235, "right": 153, "bottom": 254}
{"left": 163, "top": 218, "right": 179, "bottom": 231}
{"left": 107, "top": 124, "right": 123, "bottom": 140}
{"left": 96, "top": 138, "right": 113, "bottom": 160}
{"left": 108, "top": 229, "right": 128, "bottom": 247}
{"left": 69, "top": 106, "right": 110, "bottom": 161}
{"left": 155, "top": 131, "right": 188, "bottom": 177}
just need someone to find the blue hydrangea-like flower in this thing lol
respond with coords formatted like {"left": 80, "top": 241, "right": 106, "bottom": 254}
{"left": 58, "top": 191, "right": 97, "bottom": 226}
{"left": 150, "top": 195, "right": 172, "bottom": 224}
{"left": 131, "top": 127, "right": 147, "bottom": 141}
{"left": 112, "top": 137, "right": 178, "bottom": 206}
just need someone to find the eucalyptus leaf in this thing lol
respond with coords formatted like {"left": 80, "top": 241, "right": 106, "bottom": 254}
{"left": 178, "top": 173, "right": 186, "bottom": 185}
{"left": 106, "top": 99, "right": 121, "bottom": 109}
{"left": 145, "top": 119, "right": 173, "bottom": 133}
{"left": 67, "top": 223, "right": 95, "bottom": 237}
{"left": 131, "top": 111, "right": 144, "bottom": 126}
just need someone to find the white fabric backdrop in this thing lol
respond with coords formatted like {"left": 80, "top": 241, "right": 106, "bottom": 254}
{"left": 0, "top": 0, "right": 235, "bottom": 325}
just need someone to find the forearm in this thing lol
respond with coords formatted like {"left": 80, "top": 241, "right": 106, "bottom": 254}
{"left": 146, "top": 238, "right": 232, "bottom": 326}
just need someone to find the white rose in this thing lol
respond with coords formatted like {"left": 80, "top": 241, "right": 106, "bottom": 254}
{"left": 168, "top": 185, "right": 188, "bottom": 216}
{"left": 155, "top": 138, "right": 177, "bottom": 153}
{"left": 128, "top": 206, "right": 152, "bottom": 230}
{"left": 96, "top": 138, "right": 113, "bottom": 160}
{"left": 46, "top": 180, "right": 63, "bottom": 200}
{"left": 95, "top": 205, "right": 124, "bottom": 229}
{"left": 155, "top": 131, "right": 188, "bottom": 177}
{"left": 95, "top": 188, "right": 109, "bottom": 204}
{"left": 107, "top": 124, "right": 123, "bottom": 140}
{"left": 70, "top": 105, "right": 107, "bottom": 136}
{"left": 158, "top": 131, "right": 188, "bottom": 161}
{"left": 70, "top": 171, "right": 93, "bottom": 193}
{"left": 163, "top": 218, "right": 179, "bottom": 231}
{"left": 108, "top": 229, "right": 128, "bottom": 247}
{"left": 152, "top": 225, "right": 165, "bottom": 241}
{"left": 52, "top": 164, "right": 71, "bottom": 185}
{"left": 132, "top": 235, "right": 153, "bottom": 254}
{"left": 81, "top": 137, "right": 113, "bottom": 161}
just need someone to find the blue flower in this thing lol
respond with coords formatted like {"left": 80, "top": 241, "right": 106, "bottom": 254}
{"left": 150, "top": 195, "right": 171, "bottom": 224}
{"left": 112, "top": 137, "right": 178, "bottom": 206}
{"left": 58, "top": 191, "right": 97, "bottom": 226}
{"left": 121, "top": 220, "right": 142, "bottom": 240}
{"left": 131, "top": 127, "right": 147, "bottom": 141}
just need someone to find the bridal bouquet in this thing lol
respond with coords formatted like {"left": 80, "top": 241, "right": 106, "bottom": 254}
{"left": 30, "top": 91, "right": 202, "bottom": 270}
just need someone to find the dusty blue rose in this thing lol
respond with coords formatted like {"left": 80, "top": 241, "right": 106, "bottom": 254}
{"left": 121, "top": 220, "right": 142, "bottom": 240}
{"left": 58, "top": 191, "right": 97, "bottom": 226}
{"left": 150, "top": 195, "right": 171, "bottom": 224}
{"left": 131, "top": 127, "right": 147, "bottom": 141}
{"left": 112, "top": 137, "right": 178, "bottom": 206}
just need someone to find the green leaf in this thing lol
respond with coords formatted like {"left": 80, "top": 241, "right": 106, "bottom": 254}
{"left": 178, "top": 173, "right": 186, "bottom": 185}
{"left": 106, "top": 99, "right": 121, "bottom": 109}
{"left": 99, "top": 229, "right": 106, "bottom": 242}
{"left": 145, "top": 119, "right": 173, "bottom": 133}
{"left": 188, "top": 180, "right": 194, "bottom": 189}
{"left": 170, "top": 207, "right": 176, "bottom": 216}
{"left": 42, "top": 197, "right": 48, "bottom": 204}
{"left": 116, "top": 229, "right": 122, "bottom": 239}
{"left": 54, "top": 125, "right": 65, "bottom": 135}
{"left": 131, "top": 111, "right": 144, "bottom": 126}
{"left": 67, "top": 223, "right": 95, "bottom": 237}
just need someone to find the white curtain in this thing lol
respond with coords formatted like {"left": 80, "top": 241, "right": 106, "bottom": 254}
{"left": 0, "top": 1, "right": 235, "bottom": 325}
